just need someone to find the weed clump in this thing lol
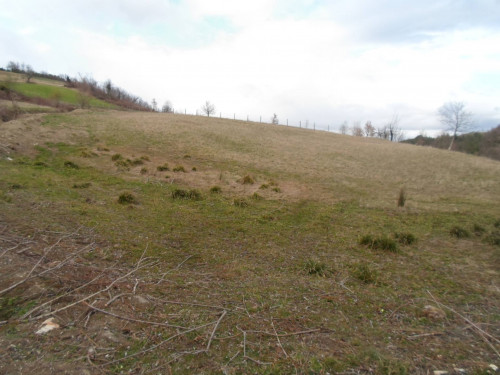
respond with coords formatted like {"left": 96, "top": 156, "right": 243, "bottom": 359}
{"left": 259, "top": 184, "right": 269, "bottom": 189}
{"left": 10, "top": 184, "right": 22, "bottom": 189}
{"left": 73, "top": 182, "right": 91, "bottom": 189}
{"left": 173, "top": 165, "right": 186, "bottom": 172}
{"left": 450, "top": 226, "right": 470, "bottom": 238}
{"left": 191, "top": 167, "right": 197, "bottom": 171}
{"left": 97, "top": 146, "right": 110, "bottom": 152}
{"left": 360, "top": 235, "right": 398, "bottom": 252}
{"left": 303, "top": 259, "right": 329, "bottom": 277}
{"left": 64, "top": 161, "right": 79, "bottom": 169}
{"left": 80, "top": 149, "right": 97, "bottom": 158}
{"left": 251, "top": 192, "right": 264, "bottom": 200}
{"left": 140, "top": 155, "right": 150, "bottom": 161}
{"left": 34, "top": 161, "right": 48, "bottom": 167}
{"left": 272, "top": 187, "right": 281, "bottom": 193}
{"left": 242, "top": 175, "right": 255, "bottom": 185}
{"left": 210, "top": 186, "right": 222, "bottom": 194}
{"left": 130, "top": 158, "right": 144, "bottom": 166}
{"left": 397, "top": 188, "right": 406, "bottom": 207}
{"left": 352, "top": 263, "right": 378, "bottom": 284}
{"left": 172, "top": 189, "right": 202, "bottom": 200}
{"left": 140, "top": 167, "right": 148, "bottom": 175}
{"left": 118, "top": 192, "right": 137, "bottom": 205}
{"left": 157, "top": 164, "right": 170, "bottom": 171}
{"left": 394, "top": 232, "right": 417, "bottom": 245}
{"left": 111, "top": 154, "right": 122, "bottom": 161}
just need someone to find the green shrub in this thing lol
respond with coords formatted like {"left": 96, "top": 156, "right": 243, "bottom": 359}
{"left": 115, "top": 160, "right": 130, "bottom": 169}
{"left": 303, "top": 259, "right": 329, "bottom": 277}
{"left": 111, "top": 153, "right": 122, "bottom": 161}
{"left": 259, "top": 184, "right": 269, "bottom": 189}
{"left": 251, "top": 192, "right": 264, "bottom": 200}
{"left": 191, "top": 167, "right": 197, "bottom": 171}
{"left": 173, "top": 165, "right": 186, "bottom": 172}
{"left": 394, "top": 232, "right": 417, "bottom": 245}
{"left": 210, "top": 186, "right": 222, "bottom": 194}
{"left": 272, "top": 187, "right": 281, "bottom": 193}
{"left": 118, "top": 192, "right": 137, "bottom": 205}
{"left": 242, "top": 175, "right": 254, "bottom": 184}
{"left": 64, "top": 161, "right": 79, "bottom": 169}
{"left": 140, "top": 167, "right": 148, "bottom": 175}
{"left": 450, "top": 226, "right": 470, "bottom": 238}
{"left": 157, "top": 163, "right": 170, "bottom": 171}
{"left": 140, "top": 155, "right": 150, "bottom": 161}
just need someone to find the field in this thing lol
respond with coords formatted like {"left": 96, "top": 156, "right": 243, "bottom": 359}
{"left": 0, "top": 109, "right": 499, "bottom": 374}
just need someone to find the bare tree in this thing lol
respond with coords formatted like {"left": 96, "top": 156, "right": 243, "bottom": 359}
{"left": 364, "top": 121, "right": 376, "bottom": 137}
{"left": 351, "top": 121, "right": 364, "bottom": 137}
{"left": 339, "top": 121, "right": 348, "bottom": 135}
{"left": 25, "top": 65, "right": 35, "bottom": 83}
{"left": 201, "top": 101, "right": 216, "bottom": 117}
{"left": 386, "top": 114, "right": 402, "bottom": 142}
{"left": 271, "top": 113, "right": 279, "bottom": 125}
{"left": 161, "top": 101, "right": 174, "bottom": 113}
{"left": 438, "top": 101, "right": 473, "bottom": 150}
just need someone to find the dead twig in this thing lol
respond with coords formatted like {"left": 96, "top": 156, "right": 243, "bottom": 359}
{"left": 206, "top": 310, "right": 227, "bottom": 351}
{"left": 427, "top": 290, "right": 500, "bottom": 358}
{"left": 84, "top": 302, "right": 186, "bottom": 329}
{"left": 29, "top": 258, "right": 157, "bottom": 321}
{"left": 102, "top": 320, "right": 218, "bottom": 367}
{"left": 271, "top": 318, "right": 288, "bottom": 358}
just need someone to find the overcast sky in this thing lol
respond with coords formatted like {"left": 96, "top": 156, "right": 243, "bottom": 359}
{"left": 1, "top": 0, "right": 499, "bottom": 136}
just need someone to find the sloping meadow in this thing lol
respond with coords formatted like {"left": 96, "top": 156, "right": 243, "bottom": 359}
{"left": 0, "top": 110, "right": 499, "bottom": 374}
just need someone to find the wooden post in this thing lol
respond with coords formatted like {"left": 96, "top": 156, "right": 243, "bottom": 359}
{"left": 300, "top": 121, "right": 301, "bottom": 128}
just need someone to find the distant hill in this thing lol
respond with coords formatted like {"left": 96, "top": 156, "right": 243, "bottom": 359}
{"left": 0, "top": 65, "right": 152, "bottom": 121}
{"left": 404, "top": 125, "right": 500, "bottom": 161}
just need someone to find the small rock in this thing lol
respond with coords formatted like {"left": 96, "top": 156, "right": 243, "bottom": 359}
{"left": 453, "top": 368, "right": 466, "bottom": 374}
{"left": 133, "top": 295, "right": 149, "bottom": 304}
{"left": 433, "top": 371, "right": 448, "bottom": 375}
{"left": 36, "top": 318, "right": 60, "bottom": 334}
{"left": 423, "top": 305, "right": 446, "bottom": 320}
{"left": 489, "top": 364, "right": 498, "bottom": 372}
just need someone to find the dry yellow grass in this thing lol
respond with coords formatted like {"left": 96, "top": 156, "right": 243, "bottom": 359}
{"left": 69, "top": 110, "right": 500, "bottom": 211}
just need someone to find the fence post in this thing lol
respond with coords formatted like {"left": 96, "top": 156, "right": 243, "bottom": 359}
{"left": 314, "top": 123, "right": 316, "bottom": 131}
{"left": 247, "top": 115, "right": 249, "bottom": 122}
{"left": 287, "top": 119, "right": 288, "bottom": 126}
{"left": 234, "top": 113, "right": 235, "bottom": 120}
{"left": 185, "top": 109, "right": 186, "bottom": 115}
{"left": 300, "top": 121, "right": 301, "bottom": 128}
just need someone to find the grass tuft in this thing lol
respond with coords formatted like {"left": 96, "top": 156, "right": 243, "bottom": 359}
{"left": 450, "top": 226, "right": 470, "bottom": 238}
{"left": 111, "top": 153, "right": 122, "bottom": 161}
{"left": 360, "top": 235, "right": 398, "bottom": 252}
{"left": 352, "top": 263, "right": 378, "bottom": 284}
{"left": 72, "top": 182, "right": 91, "bottom": 189}
{"left": 394, "top": 232, "right": 417, "bottom": 245}
{"left": 118, "top": 192, "right": 137, "bottom": 205}
{"left": 242, "top": 175, "right": 255, "bottom": 184}
{"left": 172, "top": 189, "right": 202, "bottom": 200}
{"left": 157, "top": 163, "right": 170, "bottom": 171}
{"left": 64, "top": 161, "right": 79, "bottom": 169}
{"left": 233, "top": 198, "right": 249, "bottom": 207}
{"left": 303, "top": 259, "right": 329, "bottom": 277}
{"left": 173, "top": 165, "right": 186, "bottom": 172}
{"left": 210, "top": 186, "right": 222, "bottom": 194}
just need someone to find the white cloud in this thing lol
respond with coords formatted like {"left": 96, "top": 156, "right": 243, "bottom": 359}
{"left": 1, "top": 0, "right": 499, "bottom": 134}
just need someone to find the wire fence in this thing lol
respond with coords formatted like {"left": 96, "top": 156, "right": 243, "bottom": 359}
{"left": 173, "top": 109, "right": 340, "bottom": 134}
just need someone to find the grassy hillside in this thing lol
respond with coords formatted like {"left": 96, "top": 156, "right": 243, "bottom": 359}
{"left": 0, "top": 71, "right": 117, "bottom": 110}
{"left": 0, "top": 110, "right": 499, "bottom": 374}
